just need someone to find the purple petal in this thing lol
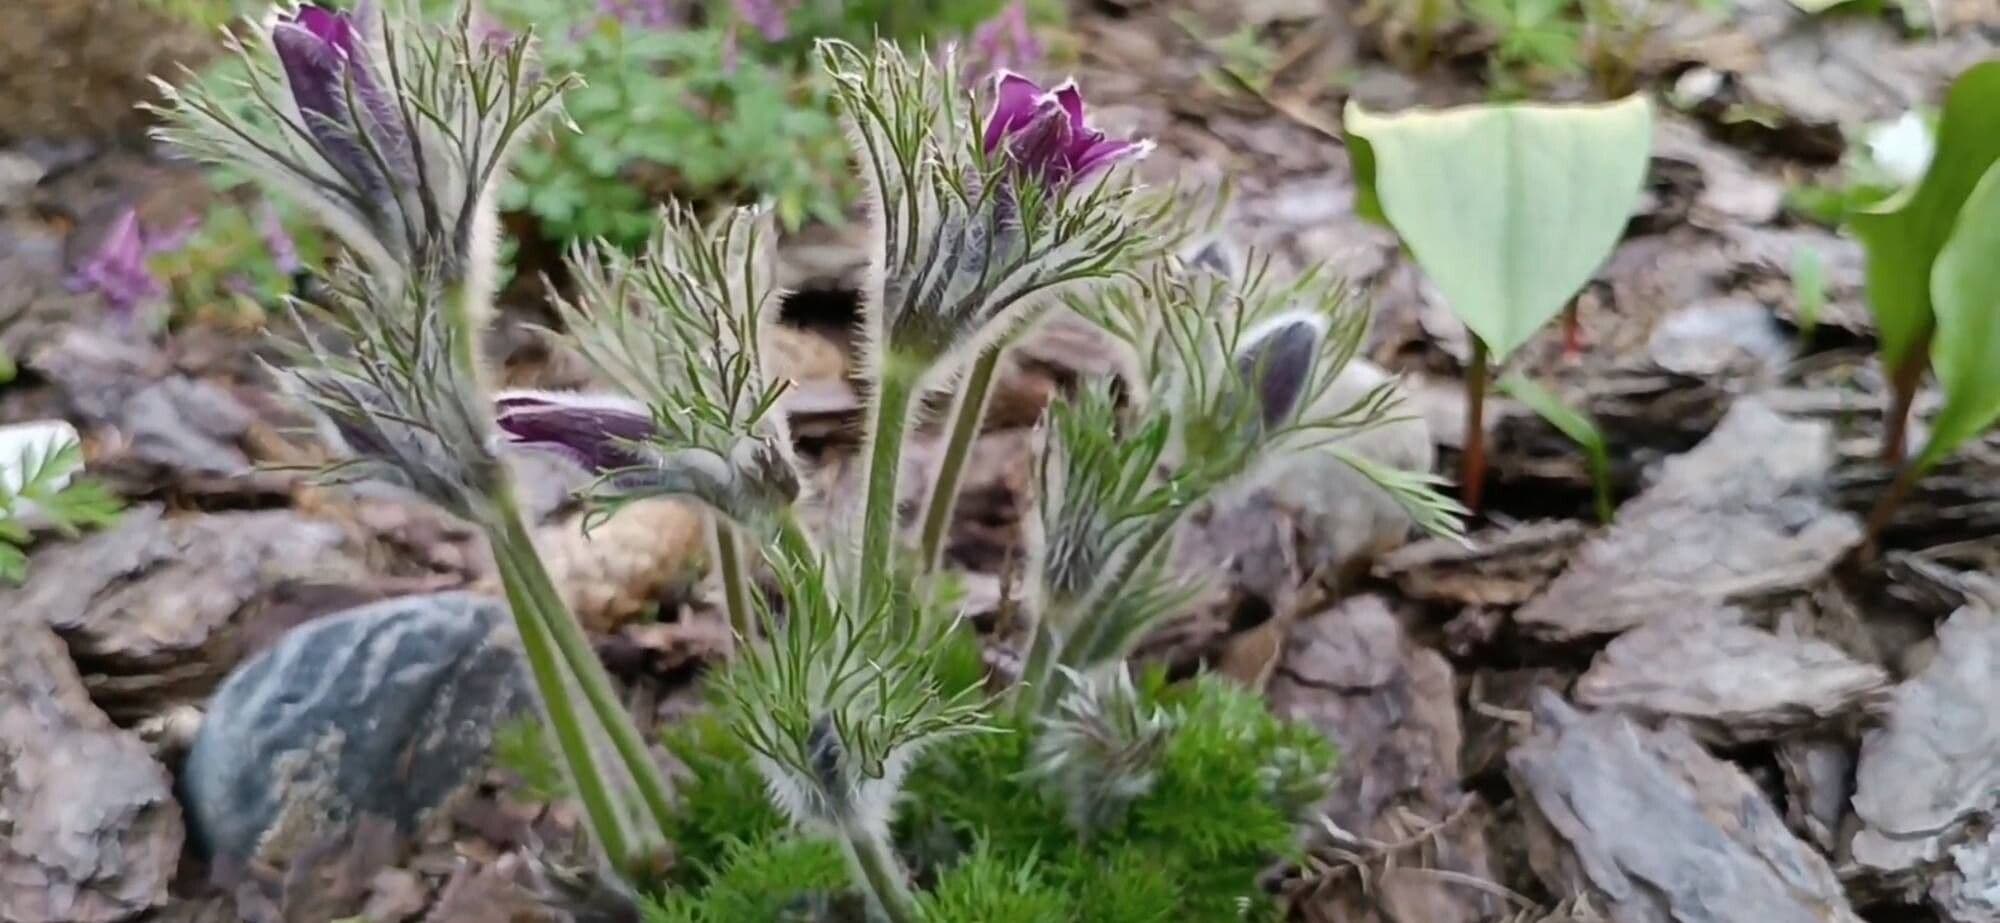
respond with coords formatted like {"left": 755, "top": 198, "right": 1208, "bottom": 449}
{"left": 1066, "top": 136, "right": 1143, "bottom": 179}
{"left": 68, "top": 208, "right": 165, "bottom": 321}
{"left": 1004, "top": 99, "right": 1076, "bottom": 181}
{"left": 273, "top": 21, "right": 350, "bottom": 123}
{"left": 294, "top": 6, "right": 359, "bottom": 50}
{"left": 983, "top": 71, "right": 1046, "bottom": 154}
{"left": 274, "top": 8, "right": 411, "bottom": 191}
{"left": 494, "top": 392, "right": 657, "bottom": 473}
{"left": 1238, "top": 318, "right": 1323, "bottom": 427}
{"left": 1051, "top": 80, "right": 1085, "bottom": 133}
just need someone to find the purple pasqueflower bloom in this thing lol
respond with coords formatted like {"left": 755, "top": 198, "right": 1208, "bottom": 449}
{"left": 1236, "top": 314, "right": 1326, "bottom": 429}
{"left": 67, "top": 208, "right": 166, "bottom": 322}
{"left": 271, "top": 4, "right": 412, "bottom": 199}
{"left": 493, "top": 390, "right": 657, "bottom": 473}
{"left": 982, "top": 72, "right": 1147, "bottom": 185}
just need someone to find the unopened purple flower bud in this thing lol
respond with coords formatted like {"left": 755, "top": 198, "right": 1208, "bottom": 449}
{"left": 272, "top": 5, "right": 412, "bottom": 200}
{"left": 982, "top": 73, "right": 1147, "bottom": 186}
{"left": 1237, "top": 314, "right": 1325, "bottom": 429}
{"left": 67, "top": 208, "right": 165, "bottom": 323}
{"left": 493, "top": 390, "right": 656, "bottom": 473}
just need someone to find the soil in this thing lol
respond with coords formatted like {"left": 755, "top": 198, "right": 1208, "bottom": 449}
{"left": 1, "top": 0, "right": 1997, "bottom": 921}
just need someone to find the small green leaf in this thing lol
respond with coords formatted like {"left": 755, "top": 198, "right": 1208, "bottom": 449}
{"left": 1852, "top": 62, "right": 2000, "bottom": 371}
{"left": 0, "top": 542, "right": 25, "bottom": 585}
{"left": 1917, "top": 160, "right": 2000, "bottom": 469}
{"left": 1792, "top": 245, "right": 1826, "bottom": 348}
{"left": 1345, "top": 95, "right": 1653, "bottom": 361}
{"left": 1498, "top": 372, "right": 1614, "bottom": 523}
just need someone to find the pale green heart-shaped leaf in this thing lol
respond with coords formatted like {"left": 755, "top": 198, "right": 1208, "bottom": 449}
{"left": 1852, "top": 61, "right": 2000, "bottom": 369}
{"left": 1918, "top": 161, "right": 2000, "bottom": 469}
{"left": 1345, "top": 95, "right": 1652, "bottom": 361}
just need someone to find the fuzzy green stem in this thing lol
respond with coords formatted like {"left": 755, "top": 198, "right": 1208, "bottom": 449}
{"left": 489, "top": 538, "right": 633, "bottom": 866}
{"left": 492, "top": 489, "right": 679, "bottom": 841}
{"left": 1023, "top": 510, "right": 1185, "bottom": 717}
{"left": 774, "top": 509, "right": 818, "bottom": 565}
{"left": 917, "top": 345, "right": 1003, "bottom": 573}
{"left": 859, "top": 361, "right": 919, "bottom": 609}
{"left": 1461, "top": 339, "right": 1490, "bottom": 514}
{"left": 839, "top": 822, "right": 921, "bottom": 923}
{"left": 713, "top": 521, "right": 754, "bottom": 642}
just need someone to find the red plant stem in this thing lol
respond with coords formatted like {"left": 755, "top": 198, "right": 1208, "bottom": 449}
{"left": 1461, "top": 339, "right": 1490, "bottom": 514}
{"left": 1562, "top": 302, "right": 1582, "bottom": 358}
{"left": 1881, "top": 338, "right": 1930, "bottom": 465}
{"left": 1861, "top": 461, "right": 1923, "bottom": 559}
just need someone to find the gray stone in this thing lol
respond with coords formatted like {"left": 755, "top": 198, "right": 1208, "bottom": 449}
{"left": 181, "top": 593, "right": 532, "bottom": 866}
{"left": 1516, "top": 401, "right": 1862, "bottom": 641}
{"left": 1574, "top": 607, "right": 1889, "bottom": 744}
{"left": 1, "top": 619, "right": 182, "bottom": 923}
{"left": 1507, "top": 691, "right": 1861, "bottom": 923}
{"left": 1850, "top": 604, "right": 2000, "bottom": 879}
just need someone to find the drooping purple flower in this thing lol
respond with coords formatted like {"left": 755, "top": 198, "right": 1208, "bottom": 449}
{"left": 982, "top": 72, "right": 1146, "bottom": 186}
{"left": 67, "top": 208, "right": 166, "bottom": 323}
{"left": 493, "top": 390, "right": 657, "bottom": 473}
{"left": 965, "top": 2, "right": 1042, "bottom": 79}
{"left": 731, "top": 0, "right": 792, "bottom": 42}
{"left": 1237, "top": 314, "right": 1326, "bottom": 429}
{"left": 271, "top": 4, "right": 412, "bottom": 199}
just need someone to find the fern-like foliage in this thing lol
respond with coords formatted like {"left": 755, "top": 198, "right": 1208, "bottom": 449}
{"left": 1, "top": 429, "right": 123, "bottom": 584}
{"left": 643, "top": 666, "right": 1328, "bottom": 920}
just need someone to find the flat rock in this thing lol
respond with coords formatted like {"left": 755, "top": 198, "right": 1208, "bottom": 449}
{"left": 1516, "top": 401, "right": 1862, "bottom": 641}
{"left": 3, "top": 505, "right": 370, "bottom": 721}
{"left": 1270, "top": 596, "right": 1501, "bottom": 923}
{"left": 1, "top": 618, "right": 182, "bottom": 922}
{"left": 1507, "top": 691, "right": 1861, "bottom": 923}
{"left": 479, "top": 497, "right": 707, "bottom": 633}
{"left": 30, "top": 328, "right": 259, "bottom": 484}
{"left": 1375, "top": 520, "right": 1587, "bottom": 610}
{"left": 181, "top": 593, "right": 532, "bottom": 866}
{"left": 1850, "top": 604, "right": 2000, "bottom": 878}
{"left": 1574, "top": 607, "right": 1889, "bottom": 744}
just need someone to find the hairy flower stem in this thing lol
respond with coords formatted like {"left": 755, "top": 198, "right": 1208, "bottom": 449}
{"left": 489, "top": 538, "right": 634, "bottom": 867}
{"left": 713, "top": 522, "right": 754, "bottom": 642}
{"left": 492, "top": 490, "right": 680, "bottom": 841}
{"left": 1881, "top": 342, "right": 1929, "bottom": 464}
{"left": 839, "top": 821, "right": 921, "bottom": 923}
{"left": 1022, "top": 510, "right": 1183, "bottom": 718}
{"left": 775, "top": 508, "right": 819, "bottom": 564}
{"left": 917, "top": 345, "right": 1004, "bottom": 573}
{"left": 859, "top": 362, "right": 919, "bottom": 609}
{"left": 1461, "top": 339, "right": 1490, "bottom": 514}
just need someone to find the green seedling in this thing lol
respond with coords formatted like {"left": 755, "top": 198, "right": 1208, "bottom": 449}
{"left": 1499, "top": 372, "right": 1613, "bottom": 523}
{"left": 1347, "top": 94, "right": 1653, "bottom": 512}
{"left": 1851, "top": 61, "right": 2000, "bottom": 464}
{"left": 1866, "top": 155, "right": 2000, "bottom": 544}
{"left": 1792, "top": 245, "right": 1827, "bottom": 350}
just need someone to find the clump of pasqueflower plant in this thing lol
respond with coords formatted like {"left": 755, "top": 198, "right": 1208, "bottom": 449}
{"left": 162, "top": 4, "right": 1456, "bottom": 919}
